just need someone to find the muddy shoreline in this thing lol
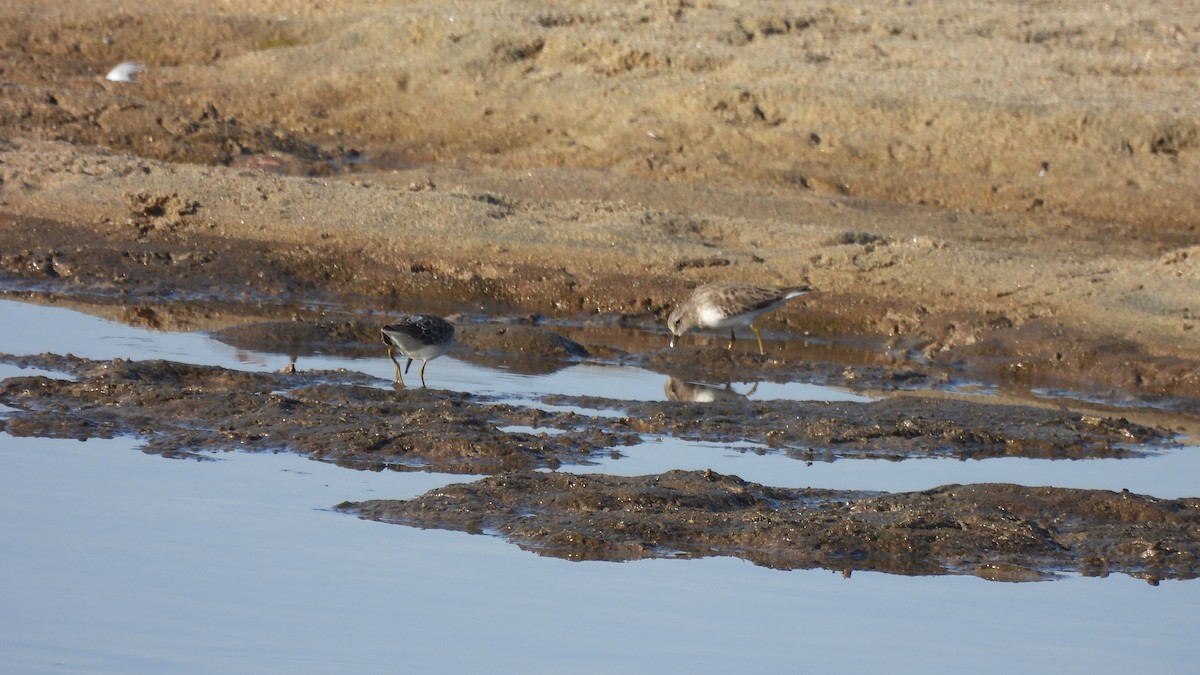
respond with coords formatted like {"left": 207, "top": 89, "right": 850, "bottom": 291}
{"left": 4, "top": 333, "right": 1199, "bottom": 581}
{"left": 4, "top": 210, "right": 1200, "bottom": 415}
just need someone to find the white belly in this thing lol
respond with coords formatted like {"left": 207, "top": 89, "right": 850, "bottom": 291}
{"left": 698, "top": 305, "right": 762, "bottom": 329}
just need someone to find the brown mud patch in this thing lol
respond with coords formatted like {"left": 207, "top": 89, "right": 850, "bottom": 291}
{"left": 556, "top": 395, "right": 1165, "bottom": 461}
{"left": 0, "top": 355, "right": 635, "bottom": 473}
{"left": 341, "top": 471, "right": 1200, "bottom": 583}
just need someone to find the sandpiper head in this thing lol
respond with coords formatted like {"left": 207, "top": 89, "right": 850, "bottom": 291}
{"left": 666, "top": 305, "right": 690, "bottom": 347}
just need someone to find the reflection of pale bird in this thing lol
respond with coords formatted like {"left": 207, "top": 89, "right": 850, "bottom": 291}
{"left": 667, "top": 282, "right": 812, "bottom": 355}
{"left": 105, "top": 61, "right": 144, "bottom": 83}
{"left": 381, "top": 314, "right": 455, "bottom": 387}
{"left": 664, "top": 378, "right": 757, "bottom": 403}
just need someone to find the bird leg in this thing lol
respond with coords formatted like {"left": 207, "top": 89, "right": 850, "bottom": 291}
{"left": 387, "top": 346, "right": 406, "bottom": 386}
{"left": 406, "top": 357, "right": 431, "bottom": 387}
{"left": 750, "top": 324, "right": 766, "bottom": 356}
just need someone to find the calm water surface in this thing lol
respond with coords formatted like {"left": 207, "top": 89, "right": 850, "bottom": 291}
{"left": 1, "top": 298, "right": 1198, "bottom": 673}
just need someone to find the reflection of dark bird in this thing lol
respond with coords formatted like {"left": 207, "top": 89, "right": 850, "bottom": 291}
{"left": 664, "top": 377, "right": 758, "bottom": 403}
{"left": 381, "top": 315, "right": 455, "bottom": 387}
{"left": 667, "top": 282, "right": 812, "bottom": 355}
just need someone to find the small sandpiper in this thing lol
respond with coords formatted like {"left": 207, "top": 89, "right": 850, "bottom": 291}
{"left": 666, "top": 282, "right": 812, "bottom": 355}
{"left": 381, "top": 314, "right": 455, "bottom": 387}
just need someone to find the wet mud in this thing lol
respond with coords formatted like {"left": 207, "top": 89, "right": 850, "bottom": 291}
{"left": 0, "top": 349, "right": 1163, "bottom": 468}
{"left": 340, "top": 470, "right": 1200, "bottom": 583}
{"left": 5, "top": 209, "right": 1200, "bottom": 412}
{"left": 0, "top": 355, "right": 633, "bottom": 473}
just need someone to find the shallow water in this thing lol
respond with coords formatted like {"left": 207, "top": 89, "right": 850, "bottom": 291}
{"left": 3, "top": 435, "right": 1198, "bottom": 674}
{"left": 1, "top": 298, "right": 1199, "bottom": 673}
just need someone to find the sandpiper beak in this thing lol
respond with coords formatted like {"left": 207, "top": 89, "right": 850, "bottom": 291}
{"left": 669, "top": 334, "right": 678, "bottom": 348}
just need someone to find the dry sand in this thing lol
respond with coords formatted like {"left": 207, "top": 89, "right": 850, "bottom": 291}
{"left": 2, "top": 0, "right": 1199, "bottom": 404}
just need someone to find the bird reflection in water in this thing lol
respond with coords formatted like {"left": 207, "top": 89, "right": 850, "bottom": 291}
{"left": 664, "top": 377, "right": 759, "bottom": 403}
